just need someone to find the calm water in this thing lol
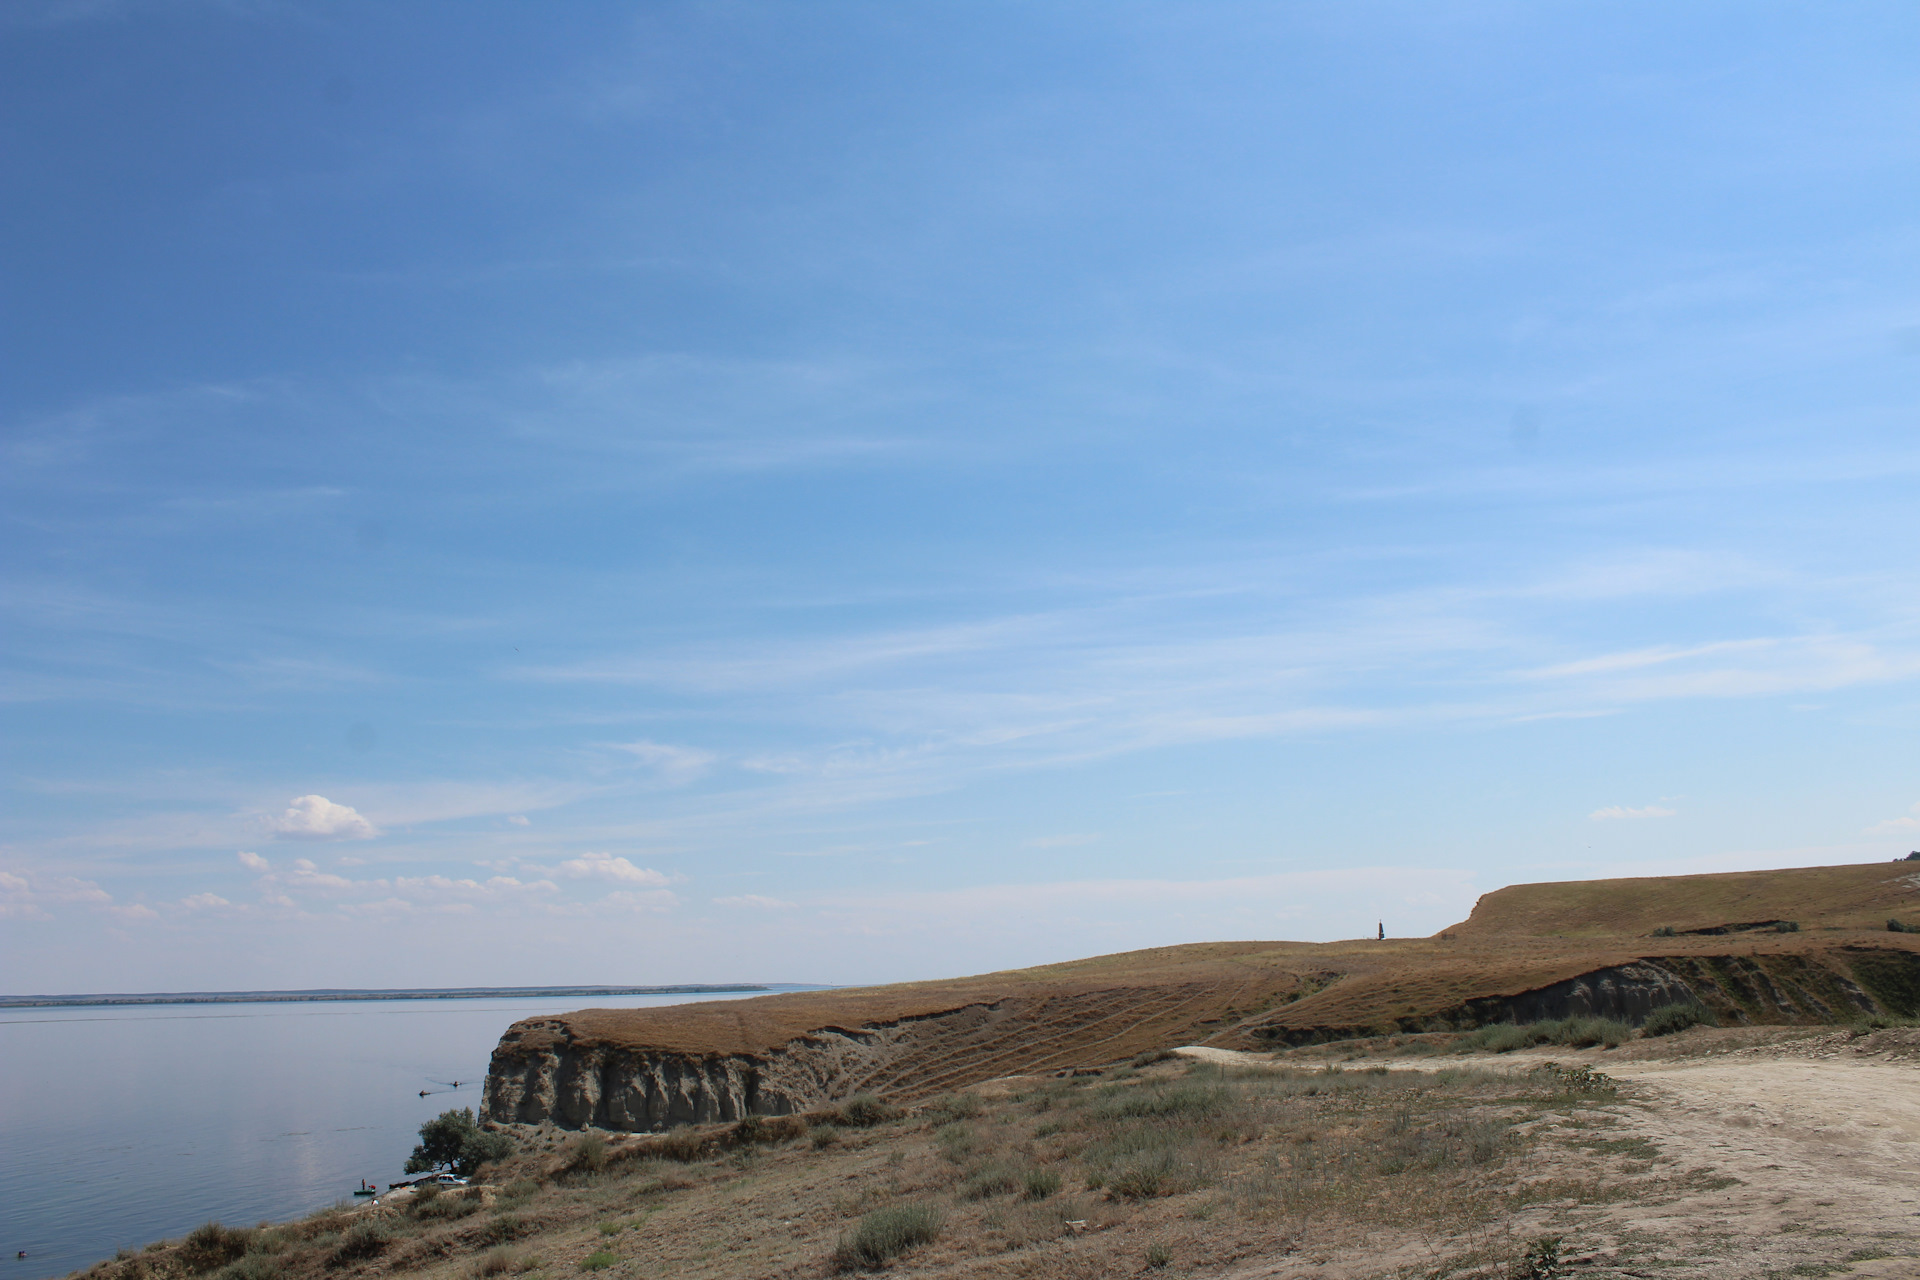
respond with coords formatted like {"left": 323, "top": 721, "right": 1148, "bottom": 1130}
{"left": 0, "top": 992, "right": 768, "bottom": 1279}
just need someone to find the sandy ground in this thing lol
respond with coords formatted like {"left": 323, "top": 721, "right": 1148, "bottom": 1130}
{"left": 1177, "top": 1034, "right": 1920, "bottom": 1279}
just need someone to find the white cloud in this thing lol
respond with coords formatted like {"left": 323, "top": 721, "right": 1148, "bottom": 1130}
{"left": 557, "top": 852, "right": 672, "bottom": 885}
{"left": 1589, "top": 805, "right": 1677, "bottom": 821}
{"left": 1024, "top": 833, "right": 1100, "bottom": 849}
{"left": 1866, "top": 802, "right": 1920, "bottom": 834}
{"left": 712, "top": 894, "right": 796, "bottom": 909}
{"left": 269, "top": 795, "right": 378, "bottom": 841}
{"left": 178, "top": 893, "right": 230, "bottom": 910}
{"left": 507, "top": 815, "right": 531, "bottom": 826}
{"left": 237, "top": 850, "right": 270, "bottom": 871}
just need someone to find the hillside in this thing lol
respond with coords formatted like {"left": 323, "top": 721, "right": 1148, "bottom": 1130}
{"left": 483, "top": 860, "right": 1920, "bottom": 1131}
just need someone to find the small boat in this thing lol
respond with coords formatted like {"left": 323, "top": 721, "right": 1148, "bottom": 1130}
{"left": 353, "top": 1180, "right": 377, "bottom": 1197}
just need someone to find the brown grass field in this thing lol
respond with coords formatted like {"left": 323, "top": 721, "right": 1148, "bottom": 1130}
{"left": 70, "top": 860, "right": 1920, "bottom": 1279}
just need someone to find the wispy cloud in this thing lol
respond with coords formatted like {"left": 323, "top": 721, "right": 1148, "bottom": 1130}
{"left": 1589, "top": 805, "right": 1677, "bottom": 821}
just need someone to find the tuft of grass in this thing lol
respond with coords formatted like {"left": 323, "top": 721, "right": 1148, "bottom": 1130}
{"left": 1643, "top": 1002, "right": 1717, "bottom": 1036}
{"left": 180, "top": 1223, "right": 255, "bottom": 1275}
{"left": 1146, "top": 1241, "right": 1172, "bottom": 1269}
{"left": 810, "top": 1124, "right": 841, "bottom": 1150}
{"left": 831, "top": 1203, "right": 943, "bottom": 1271}
{"left": 578, "top": 1249, "right": 617, "bottom": 1271}
{"left": 959, "top": 1159, "right": 1022, "bottom": 1200}
{"left": 835, "top": 1095, "right": 903, "bottom": 1128}
{"left": 478, "top": 1214, "right": 536, "bottom": 1246}
{"left": 1650, "top": 925, "right": 1677, "bottom": 937}
{"left": 470, "top": 1248, "right": 532, "bottom": 1278}
{"left": 1021, "top": 1168, "right": 1062, "bottom": 1200}
{"left": 1086, "top": 1083, "right": 1227, "bottom": 1121}
{"left": 570, "top": 1132, "right": 607, "bottom": 1173}
{"left": 326, "top": 1220, "right": 391, "bottom": 1268}
{"left": 210, "top": 1257, "right": 280, "bottom": 1280}
{"left": 921, "top": 1093, "right": 982, "bottom": 1124}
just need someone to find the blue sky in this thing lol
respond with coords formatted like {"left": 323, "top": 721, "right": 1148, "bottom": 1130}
{"left": 7, "top": 1, "right": 1920, "bottom": 992}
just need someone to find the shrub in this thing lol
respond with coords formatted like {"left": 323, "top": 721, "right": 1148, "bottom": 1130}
{"left": 1130, "top": 1049, "right": 1180, "bottom": 1068}
{"left": 579, "top": 1249, "right": 617, "bottom": 1271}
{"left": 327, "top": 1220, "right": 392, "bottom": 1267}
{"left": 1650, "top": 925, "right": 1677, "bottom": 937}
{"left": 180, "top": 1224, "right": 253, "bottom": 1275}
{"left": 1774, "top": 920, "right": 1800, "bottom": 933}
{"left": 1643, "top": 1002, "right": 1717, "bottom": 1037}
{"left": 810, "top": 1124, "right": 841, "bottom": 1150}
{"left": 1021, "top": 1168, "right": 1062, "bottom": 1200}
{"left": 831, "top": 1203, "right": 942, "bottom": 1270}
{"left": 1890, "top": 919, "right": 1917, "bottom": 934}
{"left": 1146, "top": 1242, "right": 1173, "bottom": 1269}
{"left": 835, "top": 1095, "right": 902, "bottom": 1128}
{"left": 571, "top": 1132, "right": 607, "bottom": 1172}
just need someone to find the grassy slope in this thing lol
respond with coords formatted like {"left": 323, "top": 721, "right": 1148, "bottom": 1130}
{"left": 497, "top": 862, "right": 1920, "bottom": 1075}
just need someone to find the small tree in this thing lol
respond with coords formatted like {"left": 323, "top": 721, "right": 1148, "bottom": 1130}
{"left": 405, "top": 1107, "right": 514, "bottom": 1176}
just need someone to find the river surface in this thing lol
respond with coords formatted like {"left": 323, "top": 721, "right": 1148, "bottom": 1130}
{"left": 0, "top": 991, "right": 774, "bottom": 1279}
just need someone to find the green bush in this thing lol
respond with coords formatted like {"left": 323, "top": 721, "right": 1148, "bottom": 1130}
{"left": 831, "top": 1203, "right": 943, "bottom": 1270}
{"left": 579, "top": 1249, "right": 617, "bottom": 1271}
{"left": 1890, "top": 919, "right": 1917, "bottom": 934}
{"left": 1642, "top": 1002, "right": 1717, "bottom": 1037}
{"left": 1774, "top": 920, "right": 1800, "bottom": 933}
{"left": 180, "top": 1224, "right": 254, "bottom": 1275}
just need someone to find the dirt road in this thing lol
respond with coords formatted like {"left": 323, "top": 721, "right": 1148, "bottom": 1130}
{"left": 1184, "top": 1031, "right": 1920, "bottom": 1278}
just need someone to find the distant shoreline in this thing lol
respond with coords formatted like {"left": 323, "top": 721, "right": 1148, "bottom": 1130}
{"left": 0, "top": 984, "right": 793, "bottom": 1010}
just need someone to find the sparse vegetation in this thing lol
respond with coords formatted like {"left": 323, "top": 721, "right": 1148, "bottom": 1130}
{"left": 75, "top": 1041, "right": 1912, "bottom": 1280}
{"left": 1454, "top": 1016, "right": 1632, "bottom": 1053}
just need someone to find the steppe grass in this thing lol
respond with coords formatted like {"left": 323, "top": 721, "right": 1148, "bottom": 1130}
{"left": 1453, "top": 1015, "right": 1632, "bottom": 1053}
{"left": 80, "top": 1056, "right": 1659, "bottom": 1280}
{"left": 831, "top": 1203, "right": 943, "bottom": 1270}
{"left": 1643, "top": 1002, "right": 1718, "bottom": 1036}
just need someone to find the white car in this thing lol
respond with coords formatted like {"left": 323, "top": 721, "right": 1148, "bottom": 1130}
{"left": 425, "top": 1173, "right": 469, "bottom": 1187}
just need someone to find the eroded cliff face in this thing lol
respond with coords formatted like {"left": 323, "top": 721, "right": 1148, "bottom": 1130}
{"left": 484, "top": 1018, "right": 785, "bottom": 1129}
{"left": 483, "top": 1004, "right": 1010, "bottom": 1130}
